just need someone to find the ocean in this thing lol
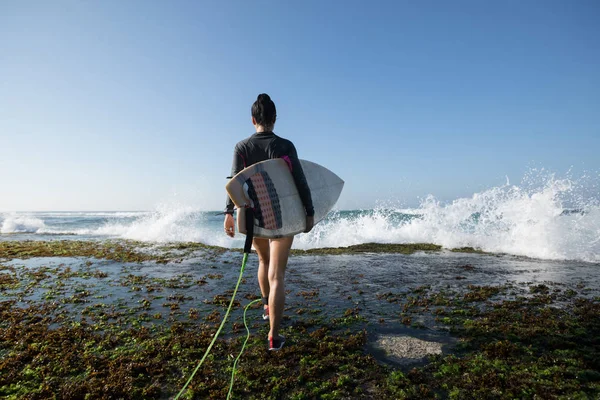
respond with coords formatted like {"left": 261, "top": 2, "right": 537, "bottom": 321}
{"left": 1, "top": 173, "right": 599, "bottom": 263}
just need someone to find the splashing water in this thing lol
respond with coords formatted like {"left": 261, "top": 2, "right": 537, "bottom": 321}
{"left": 295, "top": 174, "right": 600, "bottom": 262}
{"left": 0, "top": 214, "right": 47, "bottom": 234}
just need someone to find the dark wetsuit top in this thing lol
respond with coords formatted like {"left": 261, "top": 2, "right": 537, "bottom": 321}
{"left": 225, "top": 131, "right": 314, "bottom": 217}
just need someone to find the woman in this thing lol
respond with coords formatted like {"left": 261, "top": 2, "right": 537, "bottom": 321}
{"left": 224, "top": 93, "right": 314, "bottom": 351}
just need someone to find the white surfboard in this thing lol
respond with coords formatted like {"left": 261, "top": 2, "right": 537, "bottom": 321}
{"left": 226, "top": 159, "right": 344, "bottom": 238}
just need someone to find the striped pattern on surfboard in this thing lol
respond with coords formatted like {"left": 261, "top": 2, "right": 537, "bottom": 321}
{"left": 246, "top": 169, "right": 282, "bottom": 230}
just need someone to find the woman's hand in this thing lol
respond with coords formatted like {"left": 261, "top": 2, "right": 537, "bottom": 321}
{"left": 304, "top": 216, "right": 314, "bottom": 233}
{"left": 224, "top": 214, "right": 235, "bottom": 237}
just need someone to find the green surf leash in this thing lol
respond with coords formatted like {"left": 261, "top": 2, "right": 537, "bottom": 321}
{"left": 174, "top": 253, "right": 249, "bottom": 400}
{"left": 175, "top": 208, "right": 257, "bottom": 400}
{"left": 227, "top": 298, "right": 261, "bottom": 399}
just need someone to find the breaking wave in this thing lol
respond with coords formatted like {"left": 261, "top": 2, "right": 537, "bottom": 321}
{"left": 0, "top": 215, "right": 47, "bottom": 234}
{"left": 295, "top": 172, "right": 600, "bottom": 263}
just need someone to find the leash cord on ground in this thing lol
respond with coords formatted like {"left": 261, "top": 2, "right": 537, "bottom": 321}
{"left": 227, "top": 298, "right": 262, "bottom": 399}
{"left": 174, "top": 252, "right": 249, "bottom": 400}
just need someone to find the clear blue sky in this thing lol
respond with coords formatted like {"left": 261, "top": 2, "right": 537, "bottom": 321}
{"left": 1, "top": 0, "right": 598, "bottom": 211}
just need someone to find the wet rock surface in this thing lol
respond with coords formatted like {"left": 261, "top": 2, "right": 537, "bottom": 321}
{"left": 373, "top": 335, "right": 443, "bottom": 365}
{"left": 1, "top": 240, "right": 599, "bottom": 399}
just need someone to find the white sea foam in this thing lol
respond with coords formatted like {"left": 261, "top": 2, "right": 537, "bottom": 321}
{"left": 37, "top": 204, "right": 240, "bottom": 247}
{"left": 295, "top": 174, "right": 600, "bottom": 263}
{"left": 0, "top": 214, "right": 47, "bottom": 233}
{"left": 93, "top": 206, "right": 208, "bottom": 242}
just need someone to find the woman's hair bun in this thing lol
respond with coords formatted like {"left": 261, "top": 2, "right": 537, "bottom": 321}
{"left": 252, "top": 93, "right": 277, "bottom": 128}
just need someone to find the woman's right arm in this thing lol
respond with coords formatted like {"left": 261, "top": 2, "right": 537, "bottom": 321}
{"left": 225, "top": 145, "right": 245, "bottom": 215}
{"left": 224, "top": 145, "right": 245, "bottom": 237}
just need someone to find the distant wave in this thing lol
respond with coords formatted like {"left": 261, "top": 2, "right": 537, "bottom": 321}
{"left": 27, "top": 211, "right": 149, "bottom": 218}
{"left": 66, "top": 206, "right": 215, "bottom": 243}
{"left": 0, "top": 215, "right": 46, "bottom": 234}
{"left": 1, "top": 206, "right": 232, "bottom": 246}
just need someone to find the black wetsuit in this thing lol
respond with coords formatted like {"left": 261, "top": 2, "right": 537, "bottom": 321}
{"left": 225, "top": 131, "right": 314, "bottom": 217}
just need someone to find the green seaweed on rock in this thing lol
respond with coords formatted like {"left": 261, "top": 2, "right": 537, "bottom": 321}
{"left": 0, "top": 240, "right": 598, "bottom": 399}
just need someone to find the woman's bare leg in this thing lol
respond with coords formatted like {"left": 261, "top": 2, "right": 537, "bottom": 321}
{"left": 268, "top": 236, "right": 294, "bottom": 339}
{"left": 252, "top": 238, "right": 270, "bottom": 311}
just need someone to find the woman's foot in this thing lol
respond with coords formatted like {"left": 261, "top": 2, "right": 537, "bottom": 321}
{"left": 262, "top": 305, "right": 269, "bottom": 320}
{"left": 268, "top": 335, "right": 285, "bottom": 351}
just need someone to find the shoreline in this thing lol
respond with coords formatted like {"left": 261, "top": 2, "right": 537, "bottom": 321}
{"left": 1, "top": 240, "right": 599, "bottom": 399}
{"left": 2, "top": 238, "right": 598, "bottom": 265}
{"left": 0, "top": 238, "right": 533, "bottom": 260}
